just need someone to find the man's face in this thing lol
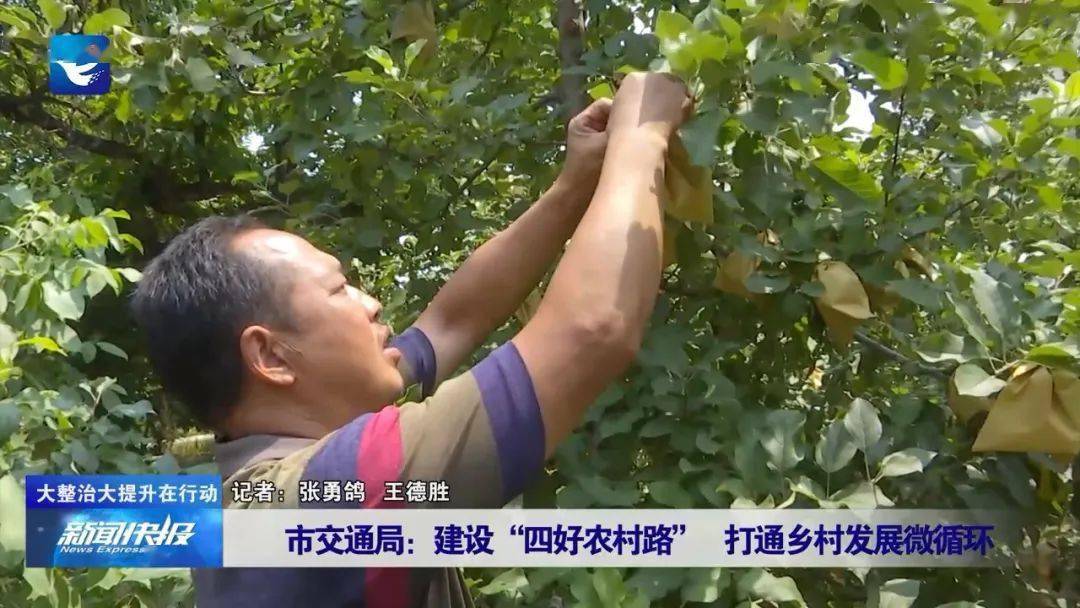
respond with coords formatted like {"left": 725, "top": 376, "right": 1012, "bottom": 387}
{"left": 234, "top": 229, "right": 405, "bottom": 415}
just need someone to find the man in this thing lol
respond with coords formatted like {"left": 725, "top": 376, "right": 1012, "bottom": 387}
{"left": 131, "top": 72, "right": 690, "bottom": 607}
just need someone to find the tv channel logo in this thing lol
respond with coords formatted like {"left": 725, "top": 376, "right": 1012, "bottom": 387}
{"left": 49, "top": 34, "right": 111, "bottom": 95}
{"left": 25, "top": 475, "right": 223, "bottom": 567}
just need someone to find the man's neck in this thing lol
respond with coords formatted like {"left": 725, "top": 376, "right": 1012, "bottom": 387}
{"left": 221, "top": 397, "right": 343, "bottom": 441}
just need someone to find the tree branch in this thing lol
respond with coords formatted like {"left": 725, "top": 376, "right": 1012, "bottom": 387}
{"left": 1, "top": 94, "right": 253, "bottom": 215}
{"left": 853, "top": 329, "right": 949, "bottom": 379}
{"left": 467, "top": 10, "right": 504, "bottom": 72}
{"left": 0, "top": 94, "right": 138, "bottom": 159}
{"left": 436, "top": 0, "right": 479, "bottom": 22}
{"left": 883, "top": 86, "right": 905, "bottom": 207}
{"left": 450, "top": 145, "right": 503, "bottom": 201}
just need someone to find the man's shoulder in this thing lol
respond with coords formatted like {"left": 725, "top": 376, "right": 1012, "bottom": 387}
{"left": 217, "top": 434, "right": 329, "bottom": 508}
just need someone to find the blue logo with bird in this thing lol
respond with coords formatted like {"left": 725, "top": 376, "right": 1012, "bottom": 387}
{"left": 49, "top": 34, "right": 111, "bottom": 95}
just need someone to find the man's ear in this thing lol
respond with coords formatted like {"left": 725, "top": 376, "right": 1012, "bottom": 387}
{"left": 239, "top": 325, "right": 296, "bottom": 386}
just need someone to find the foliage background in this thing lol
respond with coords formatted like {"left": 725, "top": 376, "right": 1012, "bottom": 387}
{"left": 1, "top": 0, "right": 1079, "bottom": 606}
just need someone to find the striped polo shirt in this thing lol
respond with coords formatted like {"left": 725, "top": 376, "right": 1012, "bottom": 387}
{"left": 192, "top": 327, "right": 545, "bottom": 608}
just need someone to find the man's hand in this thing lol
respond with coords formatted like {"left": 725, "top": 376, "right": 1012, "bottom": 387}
{"left": 608, "top": 72, "right": 692, "bottom": 147}
{"left": 410, "top": 100, "right": 614, "bottom": 386}
{"left": 559, "top": 98, "right": 613, "bottom": 194}
{"left": 512, "top": 72, "right": 691, "bottom": 458}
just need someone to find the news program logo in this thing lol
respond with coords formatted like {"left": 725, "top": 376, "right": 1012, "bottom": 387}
{"left": 48, "top": 34, "right": 110, "bottom": 95}
{"left": 25, "top": 475, "right": 222, "bottom": 567}
{"left": 56, "top": 515, "right": 196, "bottom": 557}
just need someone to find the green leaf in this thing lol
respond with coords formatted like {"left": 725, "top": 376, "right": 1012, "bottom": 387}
{"left": 745, "top": 273, "right": 790, "bottom": 294}
{"left": 115, "top": 89, "right": 133, "bottom": 123}
{"left": 1025, "top": 344, "right": 1076, "bottom": 368}
{"left": 843, "top": 398, "right": 881, "bottom": 450}
{"left": 43, "top": 281, "right": 84, "bottom": 321}
{"left": 83, "top": 7, "right": 130, "bottom": 34}
{"left": 90, "top": 568, "right": 125, "bottom": 590}
{"left": 1036, "top": 185, "right": 1063, "bottom": 212}
{"left": 70, "top": 438, "right": 100, "bottom": 471}
{"left": 232, "top": 170, "right": 260, "bottom": 184}
{"left": 477, "top": 569, "right": 528, "bottom": 596}
{"left": 37, "top": 0, "right": 66, "bottom": 29}
{"left": 1, "top": 183, "right": 33, "bottom": 208}
{"left": 952, "top": 296, "right": 997, "bottom": 349}
{"left": 682, "top": 568, "right": 729, "bottom": 604}
{"left": 876, "top": 578, "right": 921, "bottom": 608}
{"left": 0, "top": 401, "right": 19, "bottom": 444}
{"left": 951, "top": 0, "right": 1003, "bottom": 34}
{"left": 24, "top": 568, "right": 52, "bottom": 600}
{"left": 736, "top": 569, "right": 806, "bottom": 606}
{"left": 648, "top": 480, "right": 694, "bottom": 507}
{"left": 0, "top": 322, "right": 15, "bottom": 361}
{"left": 186, "top": 57, "right": 218, "bottom": 93}
{"left": 679, "top": 110, "right": 724, "bottom": 167}
{"left": 959, "top": 115, "right": 1002, "bottom": 147}
{"left": 813, "top": 157, "right": 883, "bottom": 203}
{"left": 226, "top": 42, "right": 265, "bottom": 67}
{"left": 0, "top": 475, "right": 25, "bottom": 554}
{"left": 1066, "top": 71, "right": 1080, "bottom": 101}
{"left": 403, "top": 38, "right": 427, "bottom": 72}
{"left": 959, "top": 267, "right": 1020, "bottom": 344}
{"left": 365, "top": 46, "right": 396, "bottom": 75}
{"left": 815, "top": 420, "right": 857, "bottom": 473}
{"left": 682, "top": 32, "right": 727, "bottom": 66}
{"left": 18, "top": 336, "right": 64, "bottom": 354}
{"left": 953, "top": 363, "right": 1006, "bottom": 397}
{"left": 97, "top": 341, "right": 128, "bottom": 360}
{"left": 588, "top": 82, "right": 614, "bottom": 101}
{"left": 578, "top": 476, "right": 639, "bottom": 506}
{"left": 887, "top": 279, "right": 943, "bottom": 311}
{"left": 969, "top": 67, "right": 1003, "bottom": 87}
{"left": 852, "top": 50, "right": 908, "bottom": 90}
{"left": 628, "top": 569, "right": 684, "bottom": 601}
{"left": 827, "top": 480, "right": 894, "bottom": 508}
{"left": 655, "top": 11, "right": 693, "bottom": 43}
{"left": 79, "top": 216, "right": 109, "bottom": 247}
{"left": 759, "top": 409, "right": 805, "bottom": 471}
{"left": 877, "top": 448, "right": 936, "bottom": 479}
{"left": 1057, "top": 137, "right": 1080, "bottom": 159}
{"left": 340, "top": 68, "right": 383, "bottom": 85}
{"left": 117, "top": 267, "right": 142, "bottom": 282}
{"left": 593, "top": 569, "right": 626, "bottom": 606}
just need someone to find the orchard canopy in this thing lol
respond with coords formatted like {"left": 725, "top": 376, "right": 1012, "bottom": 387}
{"left": 1, "top": 0, "right": 1080, "bottom": 606}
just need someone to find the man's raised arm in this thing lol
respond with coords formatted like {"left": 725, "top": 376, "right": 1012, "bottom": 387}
{"left": 409, "top": 99, "right": 613, "bottom": 385}
{"left": 512, "top": 73, "right": 691, "bottom": 457}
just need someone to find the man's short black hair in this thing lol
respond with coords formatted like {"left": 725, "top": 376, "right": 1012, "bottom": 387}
{"left": 131, "top": 215, "right": 291, "bottom": 428}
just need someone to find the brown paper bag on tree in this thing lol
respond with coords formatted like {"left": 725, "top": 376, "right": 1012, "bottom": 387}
{"left": 902, "top": 245, "right": 933, "bottom": 277}
{"left": 714, "top": 250, "right": 757, "bottom": 298}
{"left": 391, "top": 0, "right": 438, "bottom": 62}
{"left": 664, "top": 135, "right": 713, "bottom": 224}
{"left": 814, "top": 261, "right": 873, "bottom": 347}
{"left": 973, "top": 364, "right": 1080, "bottom": 455}
{"left": 865, "top": 259, "right": 909, "bottom": 314}
{"left": 662, "top": 221, "right": 679, "bottom": 267}
{"left": 946, "top": 363, "right": 1004, "bottom": 422}
{"left": 713, "top": 231, "right": 778, "bottom": 299}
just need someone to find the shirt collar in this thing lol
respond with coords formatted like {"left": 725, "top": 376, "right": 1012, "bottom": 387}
{"left": 214, "top": 434, "right": 317, "bottom": 480}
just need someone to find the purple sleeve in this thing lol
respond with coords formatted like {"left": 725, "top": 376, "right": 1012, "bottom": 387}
{"left": 391, "top": 326, "right": 437, "bottom": 398}
{"left": 472, "top": 342, "right": 546, "bottom": 501}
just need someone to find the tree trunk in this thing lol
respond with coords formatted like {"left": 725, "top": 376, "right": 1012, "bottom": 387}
{"left": 556, "top": 0, "right": 587, "bottom": 121}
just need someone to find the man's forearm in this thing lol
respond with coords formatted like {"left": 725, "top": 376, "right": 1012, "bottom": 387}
{"left": 531, "top": 129, "right": 666, "bottom": 354}
{"left": 412, "top": 175, "right": 594, "bottom": 381}
{"left": 512, "top": 128, "right": 668, "bottom": 451}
